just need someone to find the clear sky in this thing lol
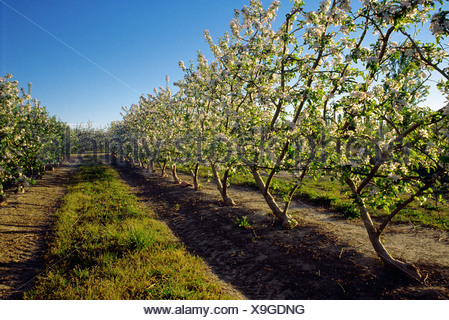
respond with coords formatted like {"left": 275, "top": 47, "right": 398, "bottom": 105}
{"left": 0, "top": 0, "right": 292, "bottom": 128}
{"left": 0, "top": 0, "right": 445, "bottom": 129}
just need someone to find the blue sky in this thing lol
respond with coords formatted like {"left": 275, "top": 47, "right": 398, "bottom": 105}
{"left": 0, "top": 0, "right": 292, "bottom": 128}
{"left": 1, "top": 0, "right": 446, "bottom": 129}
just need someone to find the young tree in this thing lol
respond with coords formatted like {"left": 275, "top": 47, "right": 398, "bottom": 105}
{"left": 328, "top": 0, "right": 449, "bottom": 279}
{"left": 1, "top": 74, "right": 68, "bottom": 201}
{"left": 204, "top": 0, "right": 360, "bottom": 227}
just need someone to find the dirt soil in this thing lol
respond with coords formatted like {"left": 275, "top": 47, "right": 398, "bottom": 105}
{"left": 1, "top": 155, "right": 448, "bottom": 300}
{"left": 0, "top": 159, "right": 79, "bottom": 299}
{"left": 115, "top": 162, "right": 449, "bottom": 299}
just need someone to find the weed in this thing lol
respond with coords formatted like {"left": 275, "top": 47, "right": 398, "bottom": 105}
{"left": 126, "top": 227, "right": 155, "bottom": 252}
{"left": 235, "top": 216, "right": 252, "bottom": 229}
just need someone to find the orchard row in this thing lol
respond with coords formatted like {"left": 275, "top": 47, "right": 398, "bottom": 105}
{"left": 111, "top": 0, "right": 449, "bottom": 278}
{"left": 0, "top": 74, "right": 70, "bottom": 200}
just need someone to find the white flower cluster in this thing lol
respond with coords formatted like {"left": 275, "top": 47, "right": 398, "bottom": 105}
{"left": 388, "top": 172, "right": 400, "bottom": 182}
{"left": 431, "top": 13, "right": 449, "bottom": 36}
{"left": 350, "top": 91, "right": 367, "bottom": 100}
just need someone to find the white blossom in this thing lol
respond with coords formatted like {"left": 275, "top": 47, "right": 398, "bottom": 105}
{"left": 369, "top": 185, "right": 379, "bottom": 196}
{"left": 389, "top": 171, "right": 400, "bottom": 182}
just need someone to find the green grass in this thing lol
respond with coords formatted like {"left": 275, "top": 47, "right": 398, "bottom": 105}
{"left": 177, "top": 164, "right": 449, "bottom": 231}
{"left": 25, "top": 160, "right": 243, "bottom": 300}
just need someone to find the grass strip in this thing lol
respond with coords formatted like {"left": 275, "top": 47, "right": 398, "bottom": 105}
{"left": 25, "top": 161, "right": 243, "bottom": 300}
{"left": 178, "top": 165, "right": 449, "bottom": 231}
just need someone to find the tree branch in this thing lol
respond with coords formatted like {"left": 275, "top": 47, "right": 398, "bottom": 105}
{"left": 377, "top": 168, "right": 445, "bottom": 235}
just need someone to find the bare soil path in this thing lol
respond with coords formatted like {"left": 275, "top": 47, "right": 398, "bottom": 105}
{"left": 0, "top": 159, "right": 79, "bottom": 299}
{"left": 115, "top": 162, "right": 449, "bottom": 299}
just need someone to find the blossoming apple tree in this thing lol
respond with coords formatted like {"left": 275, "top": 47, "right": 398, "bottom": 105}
{"left": 1, "top": 74, "right": 69, "bottom": 202}
{"left": 115, "top": 0, "right": 448, "bottom": 278}
{"left": 325, "top": 0, "right": 449, "bottom": 278}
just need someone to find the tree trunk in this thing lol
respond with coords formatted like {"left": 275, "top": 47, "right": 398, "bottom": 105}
{"left": 345, "top": 177, "right": 422, "bottom": 280}
{"left": 190, "top": 162, "right": 200, "bottom": 190}
{"left": 172, "top": 163, "right": 181, "bottom": 184}
{"left": 211, "top": 164, "right": 235, "bottom": 206}
{"left": 147, "top": 159, "right": 154, "bottom": 173}
{"left": 160, "top": 160, "right": 167, "bottom": 177}
{"left": 38, "top": 165, "right": 45, "bottom": 179}
{"left": 251, "top": 167, "right": 291, "bottom": 228}
{"left": 16, "top": 184, "right": 25, "bottom": 194}
{"left": 358, "top": 203, "right": 422, "bottom": 281}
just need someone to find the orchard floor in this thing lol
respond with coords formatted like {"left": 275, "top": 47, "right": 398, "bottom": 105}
{"left": 0, "top": 159, "right": 79, "bottom": 299}
{"left": 1, "top": 155, "right": 449, "bottom": 299}
{"left": 114, "top": 161, "right": 449, "bottom": 300}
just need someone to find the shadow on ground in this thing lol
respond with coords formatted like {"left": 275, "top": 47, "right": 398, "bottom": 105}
{"left": 115, "top": 163, "right": 449, "bottom": 300}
